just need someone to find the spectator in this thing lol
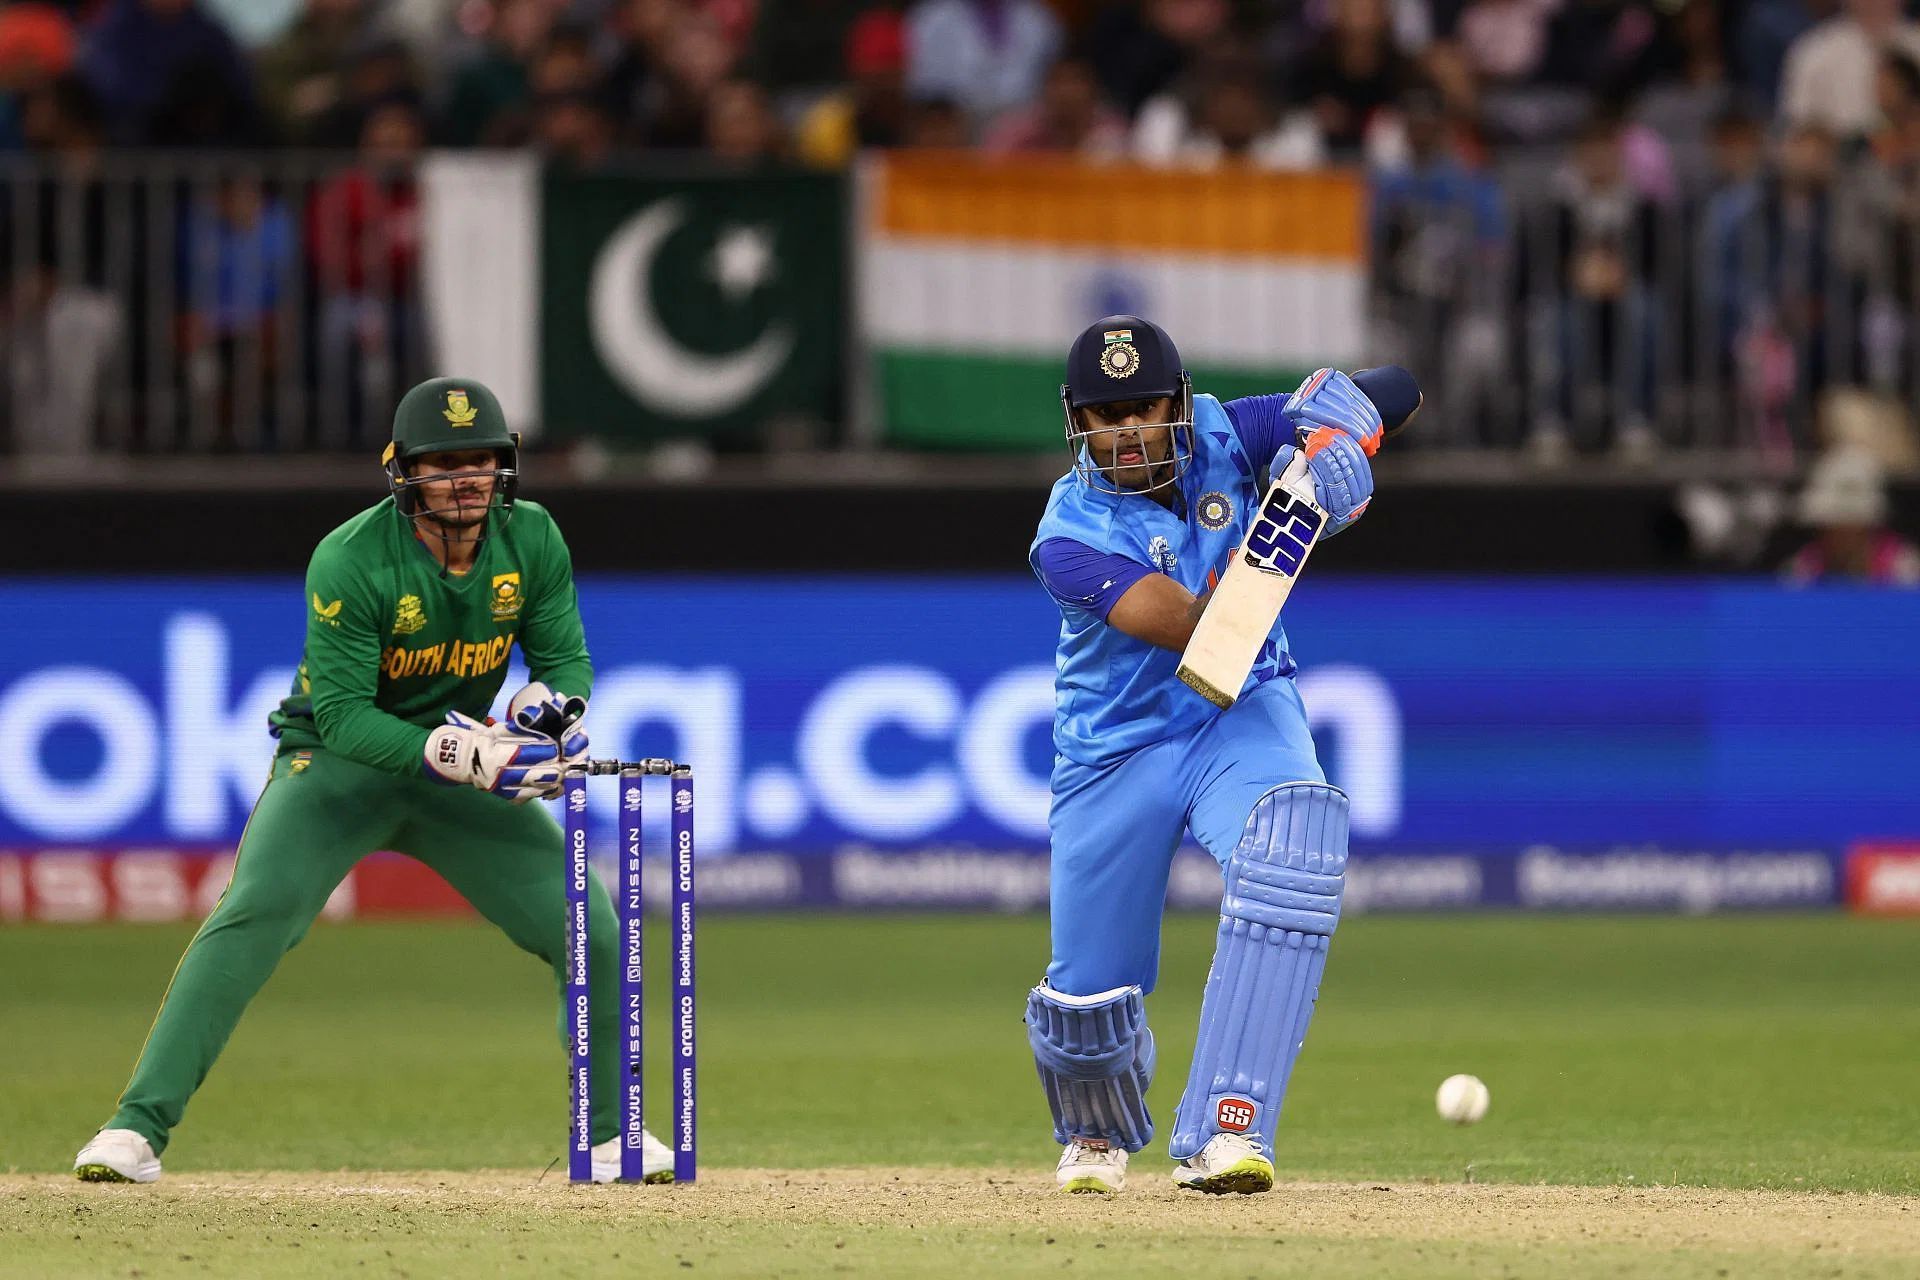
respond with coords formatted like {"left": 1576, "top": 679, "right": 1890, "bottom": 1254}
{"left": 982, "top": 54, "right": 1128, "bottom": 157}
{"left": 532, "top": 88, "right": 617, "bottom": 171}
{"left": 480, "top": 21, "right": 601, "bottom": 146}
{"left": 77, "top": 0, "right": 256, "bottom": 146}
{"left": 796, "top": 8, "right": 913, "bottom": 168}
{"left": 307, "top": 96, "right": 426, "bottom": 445}
{"left": 1370, "top": 85, "right": 1508, "bottom": 445}
{"left": 746, "top": 0, "right": 872, "bottom": 99}
{"left": 1701, "top": 123, "right": 1841, "bottom": 454}
{"left": 303, "top": 36, "right": 424, "bottom": 149}
{"left": 1, "top": 74, "right": 124, "bottom": 457}
{"left": 1779, "top": 0, "right": 1920, "bottom": 139}
{"left": 176, "top": 175, "right": 295, "bottom": 449}
{"left": 640, "top": 8, "right": 737, "bottom": 148}
{"left": 1782, "top": 445, "right": 1920, "bottom": 582}
{"left": 437, "top": 0, "right": 556, "bottom": 146}
{"left": 0, "top": 2, "right": 76, "bottom": 149}
{"left": 1537, "top": 0, "right": 1663, "bottom": 90}
{"left": 1839, "top": 52, "right": 1920, "bottom": 401}
{"left": 905, "top": 0, "right": 1060, "bottom": 127}
{"left": 1737, "top": 0, "right": 1825, "bottom": 113}
{"left": 1526, "top": 115, "right": 1661, "bottom": 458}
{"left": 1134, "top": 43, "right": 1324, "bottom": 168}
{"left": 1292, "top": 0, "right": 1414, "bottom": 156}
{"left": 601, "top": 0, "right": 677, "bottom": 139}
{"left": 906, "top": 94, "right": 969, "bottom": 146}
{"left": 255, "top": 0, "right": 382, "bottom": 145}
{"left": 1083, "top": 0, "right": 1228, "bottom": 117}
{"left": 706, "top": 78, "right": 785, "bottom": 163}
{"left": 1453, "top": 0, "right": 1552, "bottom": 87}
{"left": 1600, "top": 90, "right": 1678, "bottom": 204}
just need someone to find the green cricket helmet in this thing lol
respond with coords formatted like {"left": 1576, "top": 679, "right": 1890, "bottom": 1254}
{"left": 381, "top": 376, "right": 521, "bottom": 520}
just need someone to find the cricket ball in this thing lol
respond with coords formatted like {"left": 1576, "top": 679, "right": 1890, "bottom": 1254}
{"left": 1435, "top": 1073, "right": 1490, "bottom": 1125}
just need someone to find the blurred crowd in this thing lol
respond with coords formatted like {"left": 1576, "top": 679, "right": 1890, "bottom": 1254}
{"left": 2, "top": 0, "right": 1920, "bottom": 478}
{"left": 0, "top": 0, "right": 1911, "bottom": 168}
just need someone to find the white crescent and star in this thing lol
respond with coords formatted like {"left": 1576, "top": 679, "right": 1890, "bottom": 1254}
{"left": 587, "top": 197, "right": 793, "bottom": 417}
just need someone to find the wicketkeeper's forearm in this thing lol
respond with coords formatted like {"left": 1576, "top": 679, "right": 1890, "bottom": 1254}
{"left": 313, "top": 700, "right": 432, "bottom": 777}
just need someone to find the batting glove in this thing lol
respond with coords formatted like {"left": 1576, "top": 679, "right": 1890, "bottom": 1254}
{"left": 1277, "top": 427, "right": 1374, "bottom": 527}
{"left": 1284, "top": 367, "right": 1386, "bottom": 456}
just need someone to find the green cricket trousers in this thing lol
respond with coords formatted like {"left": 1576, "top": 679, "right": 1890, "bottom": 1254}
{"left": 108, "top": 745, "right": 624, "bottom": 1153}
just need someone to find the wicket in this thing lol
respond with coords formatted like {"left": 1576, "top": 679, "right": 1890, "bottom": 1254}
{"left": 563, "top": 758, "right": 696, "bottom": 1184}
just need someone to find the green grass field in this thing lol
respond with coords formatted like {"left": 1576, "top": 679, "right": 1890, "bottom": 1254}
{"left": 5, "top": 913, "right": 1919, "bottom": 1277}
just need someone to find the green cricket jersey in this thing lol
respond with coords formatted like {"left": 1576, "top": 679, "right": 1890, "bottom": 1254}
{"left": 269, "top": 497, "right": 593, "bottom": 776}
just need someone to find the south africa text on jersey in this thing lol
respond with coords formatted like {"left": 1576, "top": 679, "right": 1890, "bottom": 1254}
{"left": 380, "top": 632, "right": 516, "bottom": 680}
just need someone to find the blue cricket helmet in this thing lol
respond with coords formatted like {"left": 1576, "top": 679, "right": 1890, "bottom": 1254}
{"left": 1063, "top": 315, "right": 1189, "bottom": 409}
{"left": 1061, "top": 315, "right": 1195, "bottom": 495}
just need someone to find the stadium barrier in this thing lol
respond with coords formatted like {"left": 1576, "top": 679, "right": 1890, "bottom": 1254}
{"left": 0, "top": 575, "right": 1912, "bottom": 922}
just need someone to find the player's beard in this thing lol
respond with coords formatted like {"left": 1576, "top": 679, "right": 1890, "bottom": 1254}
{"left": 418, "top": 481, "right": 494, "bottom": 533}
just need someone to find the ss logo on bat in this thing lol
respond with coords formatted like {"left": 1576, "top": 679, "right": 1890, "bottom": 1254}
{"left": 1242, "top": 489, "right": 1324, "bottom": 576}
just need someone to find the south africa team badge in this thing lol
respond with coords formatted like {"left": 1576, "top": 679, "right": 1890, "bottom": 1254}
{"left": 1198, "top": 491, "right": 1232, "bottom": 530}
{"left": 490, "top": 572, "right": 524, "bottom": 620}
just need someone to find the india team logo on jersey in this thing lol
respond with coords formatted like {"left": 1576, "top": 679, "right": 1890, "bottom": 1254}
{"left": 490, "top": 572, "right": 524, "bottom": 620}
{"left": 393, "top": 594, "right": 427, "bottom": 636}
{"left": 1197, "top": 491, "right": 1233, "bottom": 531}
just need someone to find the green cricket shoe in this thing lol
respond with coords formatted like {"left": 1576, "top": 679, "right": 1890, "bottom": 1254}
{"left": 1054, "top": 1138, "right": 1127, "bottom": 1194}
{"left": 74, "top": 1128, "right": 162, "bottom": 1183}
{"left": 1172, "top": 1134, "right": 1274, "bottom": 1195}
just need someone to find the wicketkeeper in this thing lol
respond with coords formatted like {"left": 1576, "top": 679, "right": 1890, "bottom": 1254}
{"left": 73, "top": 377, "right": 669, "bottom": 1184}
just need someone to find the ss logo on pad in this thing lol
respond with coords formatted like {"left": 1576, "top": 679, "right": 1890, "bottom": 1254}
{"left": 1217, "top": 1097, "right": 1255, "bottom": 1132}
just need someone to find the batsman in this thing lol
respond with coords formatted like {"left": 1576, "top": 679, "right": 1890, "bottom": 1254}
{"left": 73, "top": 377, "right": 671, "bottom": 1184}
{"left": 1027, "top": 316, "right": 1417, "bottom": 1194}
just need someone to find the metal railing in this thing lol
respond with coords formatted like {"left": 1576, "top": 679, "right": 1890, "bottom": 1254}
{"left": 1372, "top": 151, "right": 1920, "bottom": 466}
{"left": 0, "top": 152, "right": 426, "bottom": 458}
{"left": 7, "top": 150, "right": 1917, "bottom": 469}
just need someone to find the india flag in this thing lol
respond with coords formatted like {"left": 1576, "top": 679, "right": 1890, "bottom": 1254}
{"left": 859, "top": 153, "right": 1368, "bottom": 449}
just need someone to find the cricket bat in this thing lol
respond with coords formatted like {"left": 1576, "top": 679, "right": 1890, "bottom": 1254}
{"left": 1176, "top": 367, "right": 1420, "bottom": 709}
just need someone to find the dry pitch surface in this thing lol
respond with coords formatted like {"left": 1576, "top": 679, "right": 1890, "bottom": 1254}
{"left": 8, "top": 1169, "right": 1918, "bottom": 1279}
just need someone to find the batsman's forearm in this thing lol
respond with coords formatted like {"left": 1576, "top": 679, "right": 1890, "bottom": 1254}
{"left": 1165, "top": 589, "right": 1215, "bottom": 653}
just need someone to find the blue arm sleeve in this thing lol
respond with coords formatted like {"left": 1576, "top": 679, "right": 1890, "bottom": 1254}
{"left": 1222, "top": 394, "right": 1296, "bottom": 477}
{"left": 1032, "top": 537, "right": 1156, "bottom": 620}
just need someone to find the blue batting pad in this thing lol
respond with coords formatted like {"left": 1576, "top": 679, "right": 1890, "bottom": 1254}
{"left": 1026, "top": 983, "right": 1157, "bottom": 1152}
{"left": 1169, "top": 782, "right": 1348, "bottom": 1160}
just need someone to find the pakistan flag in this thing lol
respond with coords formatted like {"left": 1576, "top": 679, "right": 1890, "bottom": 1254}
{"left": 541, "top": 172, "right": 845, "bottom": 443}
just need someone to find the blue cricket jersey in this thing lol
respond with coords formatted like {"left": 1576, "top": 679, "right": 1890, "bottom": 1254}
{"left": 1030, "top": 392, "right": 1313, "bottom": 766}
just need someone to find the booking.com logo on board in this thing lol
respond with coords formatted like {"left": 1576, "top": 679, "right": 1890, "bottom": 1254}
{"left": 0, "top": 584, "right": 1404, "bottom": 853}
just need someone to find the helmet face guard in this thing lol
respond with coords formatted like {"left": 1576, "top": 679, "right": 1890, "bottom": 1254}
{"left": 1061, "top": 373, "right": 1194, "bottom": 496}
{"left": 381, "top": 436, "right": 520, "bottom": 526}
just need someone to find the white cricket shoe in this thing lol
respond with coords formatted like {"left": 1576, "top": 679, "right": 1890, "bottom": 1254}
{"left": 1172, "top": 1133, "right": 1273, "bottom": 1195}
{"left": 73, "top": 1128, "right": 162, "bottom": 1184}
{"left": 1055, "top": 1138, "right": 1127, "bottom": 1194}
{"left": 589, "top": 1128, "right": 674, "bottom": 1184}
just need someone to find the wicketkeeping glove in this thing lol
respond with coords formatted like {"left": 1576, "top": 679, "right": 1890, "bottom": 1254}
{"left": 506, "top": 682, "right": 589, "bottom": 771}
{"left": 422, "top": 711, "right": 565, "bottom": 803}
